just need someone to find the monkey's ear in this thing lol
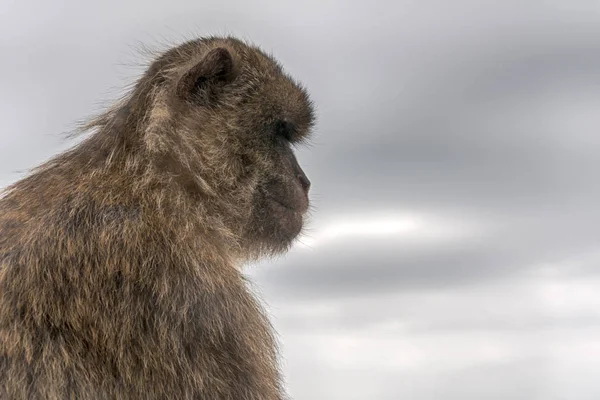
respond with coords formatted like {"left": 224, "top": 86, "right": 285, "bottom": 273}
{"left": 176, "top": 47, "right": 235, "bottom": 103}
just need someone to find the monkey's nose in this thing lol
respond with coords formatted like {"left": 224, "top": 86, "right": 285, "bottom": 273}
{"left": 298, "top": 174, "right": 311, "bottom": 192}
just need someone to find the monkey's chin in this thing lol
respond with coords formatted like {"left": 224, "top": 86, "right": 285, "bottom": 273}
{"left": 245, "top": 198, "right": 305, "bottom": 255}
{"left": 268, "top": 198, "right": 304, "bottom": 239}
{"left": 243, "top": 195, "right": 308, "bottom": 256}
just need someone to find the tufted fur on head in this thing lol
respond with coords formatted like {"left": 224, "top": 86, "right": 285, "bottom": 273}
{"left": 0, "top": 36, "right": 315, "bottom": 399}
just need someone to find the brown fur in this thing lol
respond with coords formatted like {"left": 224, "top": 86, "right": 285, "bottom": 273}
{"left": 0, "top": 36, "right": 315, "bottom": 399}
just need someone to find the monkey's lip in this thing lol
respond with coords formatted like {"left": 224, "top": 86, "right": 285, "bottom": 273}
{"left": 267, "top": 196, "right": 307, "bottom": 214}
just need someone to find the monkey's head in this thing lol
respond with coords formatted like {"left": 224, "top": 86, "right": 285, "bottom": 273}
{"left": 119, "top": 37, "right": 315, "bottom": 257}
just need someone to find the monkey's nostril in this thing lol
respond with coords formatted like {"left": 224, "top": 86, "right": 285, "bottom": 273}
{"left": 298, "top": 174, "right": 311, "bottom": 192}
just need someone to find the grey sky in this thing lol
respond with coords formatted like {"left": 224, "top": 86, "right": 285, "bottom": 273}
{"left": 2, "top": 1, "right": 600, "bottom": 399}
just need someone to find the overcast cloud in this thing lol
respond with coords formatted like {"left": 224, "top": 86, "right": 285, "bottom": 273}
{"left": 2, "top": 1, "right": 600, "bottom": 399}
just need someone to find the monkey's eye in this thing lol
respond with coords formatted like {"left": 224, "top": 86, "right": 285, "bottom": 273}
{"left": 274, "top": 119, "right": 297, "bottom": 142}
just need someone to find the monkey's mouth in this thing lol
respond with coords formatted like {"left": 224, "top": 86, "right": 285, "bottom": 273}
{"left": 267, "top": 196, "right": 307, "bottom": 214}
{"left": 268, "top": 197, "right": 298, "bottom": 212}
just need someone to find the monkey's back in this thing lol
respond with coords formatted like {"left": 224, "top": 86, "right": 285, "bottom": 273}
{"left": 0, "top": 167, "right": 285, "bottom": 399}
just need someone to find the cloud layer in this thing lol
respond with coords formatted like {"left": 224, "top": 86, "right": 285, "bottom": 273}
{"left": 2, "top": 1, "right": 600, "bottom": 399}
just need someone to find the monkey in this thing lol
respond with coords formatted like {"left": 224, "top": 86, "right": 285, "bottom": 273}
{"left": 0, "top": 36, "right": 315, "bottom": 399}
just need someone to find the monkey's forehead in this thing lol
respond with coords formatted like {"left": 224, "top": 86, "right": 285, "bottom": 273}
{"left": 264, "top": 76, "right": 316, "bottom": 130}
